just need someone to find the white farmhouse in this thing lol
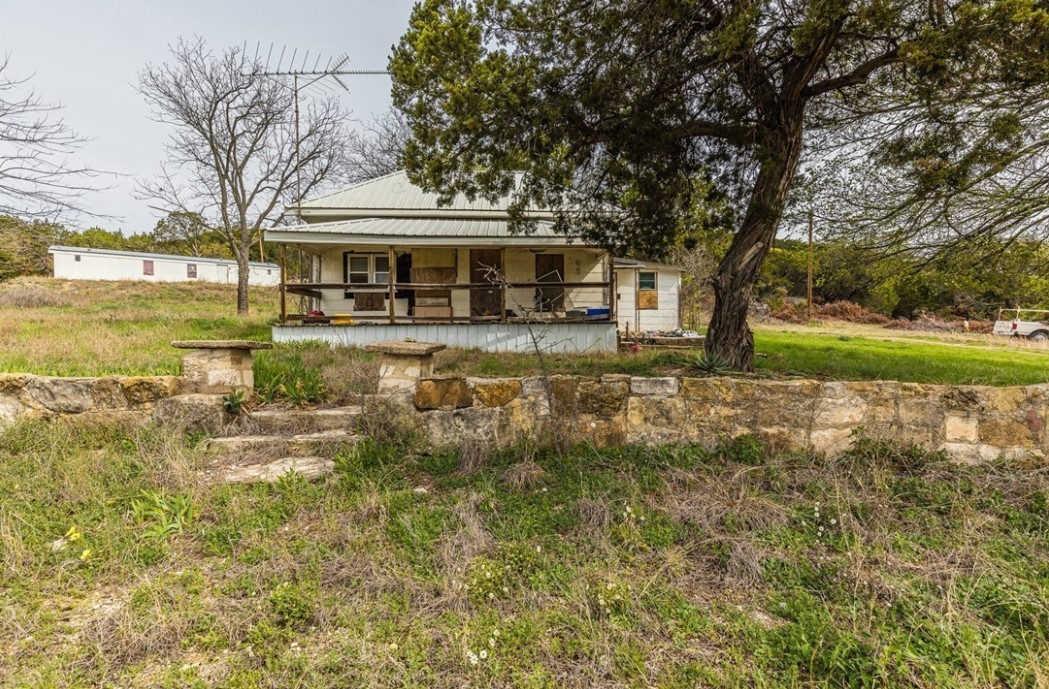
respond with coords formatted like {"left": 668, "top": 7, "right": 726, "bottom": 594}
{"left": 264, "top": 172, "right": 683, "bottom": 354}
{"left": 49, "top": 246, "right": 280, "bottom": 287}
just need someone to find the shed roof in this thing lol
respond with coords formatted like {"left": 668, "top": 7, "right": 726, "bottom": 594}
{"left": 49, "top": 245, "right": 278, "bottom": 269}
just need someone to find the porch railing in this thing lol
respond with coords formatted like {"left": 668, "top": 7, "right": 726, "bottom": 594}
{"left": 278, "top": 278, "right": 617, "bottom": 325}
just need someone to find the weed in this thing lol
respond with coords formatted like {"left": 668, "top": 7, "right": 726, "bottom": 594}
{"left": 222, "top": 389, "right": 248, "bottom": 416}
{"left": 128, "top": 489, "right": 196, "bottom": 540}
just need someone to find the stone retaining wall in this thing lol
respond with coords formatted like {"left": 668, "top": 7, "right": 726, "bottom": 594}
{"left": 410, "top": 375, "right": 1049, "bottom": 463}
{"left": 0, "top": 373, "right": 183, "bottom": 426}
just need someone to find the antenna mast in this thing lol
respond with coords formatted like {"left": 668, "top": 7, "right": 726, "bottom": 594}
{"left": 245, "top": 42, "right": 389, "bottom": 214}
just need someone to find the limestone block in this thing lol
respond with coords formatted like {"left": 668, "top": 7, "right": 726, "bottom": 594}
{"left": 978, "top": 418, "right": 1036, "bottom": 448}
{"left": 414, "top": 378, "right": 473, "bottom": 411}
{"left": 0, "top": 394, "right": 23, "bottom": 425}
{"left": 743, "top": 380, "right": 821, "bottom": 428}
{"left": 420, "top": 406, "right": 511, "bottom": 447}
{"left": 630, "top": 376, "right": 680, "bottom": 397}
{"left": 810, "top": 427, "right": 856, "bottom": 455}
{"left": 938, "top": 442, "right": 1042, "bottom": 465}
{"left": 517, "top": 377, "right": 553, "bottom": 415}
{"left": 181, "top": 348, "right": 255, "bottom": 394}
{"left": 23, "top": 377, "right": 96, "bottom": 414}
{"left": 679, "top": 377, "right": 731, "bottom": 403}
{"left": 813, "top": 383, "right": 868, "bottom": 429}
{"left": 979, "top": 386, "right": 1028, "bottom": 414}
{"left": 577, "top": 378, "right": 629, "bottom": 417}
{"left": 571, "top": 414, "right": 628, "bottom": 448}
{"left": 626, "top": 395, "right": 686, "bottom": 443}
{"left": 378, "top": 359, "right": 425, "bottom": 393}
{"left": 550, "top": 375, "right": 581, "bottom": 414}
{"left": 944, "top": 415, "right": 978, "bottom": 442}
{"left": 941, "top": 386, "right": 985, "bottom": 413}
{"left": 843, "top": 381, "right": 900, "bottom": 429}
{"left": 121, "top": 376, "right": 181, "bottom": 408}
{"left": 0, "top": 374, "right": 30, "bottom": 395}
{"left": 152, "top": 394, "right": 227, "bottom": 434}
{"left": 91, "top": 377, "right": 128, "bottom": 410}
{"left": 470, "top": 378, "right": 523, "bottom": 408}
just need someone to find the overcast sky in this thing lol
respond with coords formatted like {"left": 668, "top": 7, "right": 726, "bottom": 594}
{"left": 1, "top": 0, "right": 417, "bottom": 234}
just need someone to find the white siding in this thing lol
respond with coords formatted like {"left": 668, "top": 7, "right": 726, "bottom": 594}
{"left": 50, "top": 248, "right": 279, "bottom": 286}
{"left": 615, "top": 267, "right": 681, "bottom": 332}
{"left": 273, "top": 322, "right": 618, "bottom": 353}
{"left": 312, "top": 246, "right": 608, "bottom": 319}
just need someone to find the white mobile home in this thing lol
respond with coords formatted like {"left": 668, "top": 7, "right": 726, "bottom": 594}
{"left": 49, "top": 246, "right": 280, "bottom": 286}
{"left": 265, "top": 171, "right": 683, "bottom": 353}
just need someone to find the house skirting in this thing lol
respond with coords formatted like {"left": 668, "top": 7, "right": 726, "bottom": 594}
{"left": 271, "top": 322, "right": 618, "bottom": 354}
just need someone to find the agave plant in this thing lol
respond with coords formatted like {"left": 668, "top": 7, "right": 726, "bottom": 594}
{"left": 692, "top": 352, "right": 735, "bottom": 377}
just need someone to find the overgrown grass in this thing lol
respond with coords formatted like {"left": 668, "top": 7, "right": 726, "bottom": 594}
{"left": 0, "top": 277, "right": 277, "bottom": 376}
{"left": 2, "top": 277, "right": 1046, "bottom": 386}
{"left": 3, "top": 422, "right": 1048, "bottom": 687}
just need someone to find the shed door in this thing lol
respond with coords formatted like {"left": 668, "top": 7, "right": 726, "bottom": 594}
{"left": 535, "top": 253, "right": 565, "bottom": 312}
{"left": 470, "top": 249, "right": 503, "bottom": 318}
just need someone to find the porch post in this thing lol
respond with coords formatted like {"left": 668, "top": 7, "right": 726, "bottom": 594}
{"left": 279, "top": 244, "right": 287, "bottom": 325}
{"left": 608, "top": 250, "right": 617, "bottom": 326}
{"left": 388, "top": 246, "right": 396, "bottom": 324}
{"left": 500, "top": 247, "right": 507, "bottom": 322}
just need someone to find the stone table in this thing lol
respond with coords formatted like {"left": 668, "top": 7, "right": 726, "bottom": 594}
{"left": 365, "top": 340, "right": 448, "bottom": 393}
{"left": 172, "top": 340, "right": 273, "bottom": 394}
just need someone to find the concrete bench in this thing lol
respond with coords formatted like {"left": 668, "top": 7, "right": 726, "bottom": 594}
{"left": 365, "top": 340, "right": 447, "bottom": 393}
{"left": 172, "top": 340, "right": 273, "bottom": 394}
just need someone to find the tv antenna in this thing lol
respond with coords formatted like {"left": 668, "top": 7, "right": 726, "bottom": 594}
{"left": 245, "top": 42, "right": 390, "bottom": 209}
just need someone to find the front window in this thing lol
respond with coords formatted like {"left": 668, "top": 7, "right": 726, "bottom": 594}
{"left": 143, "top": 260, "right": 154, "bottom": 276}
{"left": 187, "top": 263, "right": 197, "bottom": 278}
{"left": 374, "top": 256, "right": 390, "bottom": 285}
{"left": 638, "top": 271, "right": 656, "bottom": 291}
{"left": 344, "top": 253, "right": 391, "bottom": 285}
{"left": 348, "top": 256, "right": 370, "bottom": 284}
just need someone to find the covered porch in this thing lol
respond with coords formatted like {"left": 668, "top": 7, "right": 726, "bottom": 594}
{"left": 266, "top": 213, "right": 621, "bottom": 353}
{"left": 273, "top": 241, "right": 618, "bottom": 327}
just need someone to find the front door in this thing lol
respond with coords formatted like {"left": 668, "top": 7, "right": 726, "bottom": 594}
{"left": 535, "top": 253, "right": 565, "bottom": 312}
{"left": 470, "top": 249, "right": 503, "bottom": 318}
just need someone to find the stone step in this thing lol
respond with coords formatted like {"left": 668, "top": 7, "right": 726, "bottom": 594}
{"left": 205, "top": 429, "right": 359, "bottom": 460}
{"left": 209, "top": 456, "right": 335, "bottom": 484}
{"left": 241, "top": 406, "right": 363, "bottom": 434}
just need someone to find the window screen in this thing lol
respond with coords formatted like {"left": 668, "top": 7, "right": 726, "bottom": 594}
{"left": 143, "top": 260, "right": 154, "bottom": 276}
{"left": 187, "top": 264, "right": 197, "bottom": 278}
{"left": 374, "top": 256, "right": 390, "bottom": 285}
{"left": 638, "top": 271, "right": 656, "bottom": 290}
{"left": 74, "top": 255, "right": 81, "bottom": 262}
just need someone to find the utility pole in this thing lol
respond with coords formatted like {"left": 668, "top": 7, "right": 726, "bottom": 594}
{"left": 807, "top": 208, "right": 814, "bottom": 321}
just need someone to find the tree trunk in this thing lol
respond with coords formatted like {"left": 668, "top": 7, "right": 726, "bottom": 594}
{"left": 236, "top": 251, "right": 250, "bottom": 315}
{"left": 705, "top": 126, "right": 804, "bottom": 371}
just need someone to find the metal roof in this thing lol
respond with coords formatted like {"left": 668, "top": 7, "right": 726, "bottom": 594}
{"left": 266, "top": 216, "right": 580, "bottom": 247}
{"left": 49, "top": 246, "right": 278, "bottom": 269}
{"left": 613, "top": 257, "right": 684, "bottom": 272}
{"left": 293, "top": 171, "right": 555, "bottom": 220}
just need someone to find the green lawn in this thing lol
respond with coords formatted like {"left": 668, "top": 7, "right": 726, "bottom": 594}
{"left": 753, "top": 330, "right": 1049, "bottom": 386}
{"left": 2, "top": 423, "right": 1047, "bottom": 687}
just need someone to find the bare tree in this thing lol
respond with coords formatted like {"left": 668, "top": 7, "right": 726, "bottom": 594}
{"left": 138, "top": 38, "right": 350, "bottom": 314}
{"left": 0, "top": 56, "right": 101, "bottom": 220}
{"left": 346, "top": 109, "right": 409, "bottom": 182}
